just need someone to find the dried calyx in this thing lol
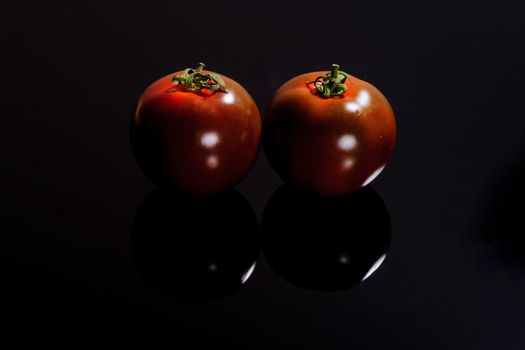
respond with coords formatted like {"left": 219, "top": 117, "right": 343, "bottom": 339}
{"left": 309, "top": 64, "right": 352, "bottom": 98}
{"left": 171, "top": 62, "right": 226, "bottom": 94}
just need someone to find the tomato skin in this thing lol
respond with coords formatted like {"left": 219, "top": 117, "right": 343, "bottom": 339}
{"left": 131, "top": 70, "right": 261, "bottom": 195}
{"left": 263, "top": 71, "right": 396, "bottom": 196}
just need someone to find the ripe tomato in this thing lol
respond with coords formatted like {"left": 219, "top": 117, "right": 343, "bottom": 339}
{"left": 263, "top": 64, "right": 396, "bottom": 196}
{"left": 131, "top": 63, "right": 261, "bottom": 195}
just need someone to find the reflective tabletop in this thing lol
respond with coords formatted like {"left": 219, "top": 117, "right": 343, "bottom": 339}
{"left": 2, "top": 0, "right": 525, "bottom": 348}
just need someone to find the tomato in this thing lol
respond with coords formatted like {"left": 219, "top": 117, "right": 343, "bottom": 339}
{"left": 263, "top": 64, "right": 396, "bottom": 196}
{"left": 131, "top": 63, "right": 261, "bottom": 195}
{"left": 261, "top": 184, "right": 391, "bottom": 291}
{"left": 131, "top": 188, "right": 260, "bottom": 301}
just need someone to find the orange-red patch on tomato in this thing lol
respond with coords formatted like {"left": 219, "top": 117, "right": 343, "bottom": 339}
{"left": 200, "top": 88, "right": 214, "bottom": 96}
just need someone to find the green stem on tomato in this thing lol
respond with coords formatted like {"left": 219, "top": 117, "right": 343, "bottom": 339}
{"left": 330, "top": 64, "right": 340, "bottom": 79}
{"left": 309, "top": 63, "right": 351, "bottom": 98}
{"left": 170, "top": 62, "right": 227, "bottom": 94}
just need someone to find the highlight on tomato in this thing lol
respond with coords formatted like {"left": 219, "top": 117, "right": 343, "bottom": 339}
{"left": 263, "top": 64, "right": 396, "bottom": 196}
{"left": 130, "top": 62, "right": 261, "bottom": 195}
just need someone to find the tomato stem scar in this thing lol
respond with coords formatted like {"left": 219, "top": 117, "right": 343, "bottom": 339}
{"left": 308, "top": 63, "right": 352, "bottom": 98}
{"left": 169, "top": 62, "right": 227, "bottom": 95}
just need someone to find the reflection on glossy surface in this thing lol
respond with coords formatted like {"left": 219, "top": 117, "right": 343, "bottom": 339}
{"left": 344, "top": 90, "right": 371, "bottom": 113}
{"left": 131, "top": 189, "right": 260, "bottom": 301}
{"left": 337, "top": 134, "right": 357, "bottom": 151}
{"left": 200, "top": 131, "right": 220, "bottom": 148}
{"left": 222, "top": 92, "right": 235, "bottom": 104}
{"left": 206, "top": 154, "right": 219, "bottom": 169}
{"left": 362, "top": 164, "right": 386, "bottom": 187}
{"left": 341, "top": 156, "right": 355, "bottom": 170}
{"left": 262, "top": 185, "right": 391, "bottom": 292}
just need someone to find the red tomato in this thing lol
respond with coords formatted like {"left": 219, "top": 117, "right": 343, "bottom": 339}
{"left": 263, "top": 64, "right": 396, "bottom": 196}
{"left": 131, "top": 63, "right": 261, "bottom": 195}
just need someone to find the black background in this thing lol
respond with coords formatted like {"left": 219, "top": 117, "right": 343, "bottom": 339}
{"left": 2, "top": 0, "right": 525, "bottom": 348}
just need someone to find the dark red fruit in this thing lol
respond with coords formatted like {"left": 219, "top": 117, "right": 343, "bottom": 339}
{"left": 131, "top": 63, "right": 261, "bottom": 195}
{"left": 263, "top": 64, "right": 396, "bottom": 196}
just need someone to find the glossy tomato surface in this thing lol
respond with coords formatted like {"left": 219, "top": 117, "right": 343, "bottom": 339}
{"left": 263, "top": 71, "right": 396, "bottom": 196}
{"left": 131, "top": 69, "right": 261, "bottom": 195}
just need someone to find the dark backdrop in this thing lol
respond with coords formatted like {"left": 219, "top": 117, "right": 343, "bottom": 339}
{"left": 2, "top": 0, "right": 525, "bottom": 348}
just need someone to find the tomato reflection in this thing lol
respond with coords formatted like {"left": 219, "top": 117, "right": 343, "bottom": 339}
{"left": 261, "top": 185, "right": 391, "bottom": 292}
{"left": 130, "top": 189, "right": 260, "bottom": 301}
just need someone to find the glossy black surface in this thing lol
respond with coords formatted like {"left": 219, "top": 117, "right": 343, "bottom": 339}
{"left": 131, "top": 189, "right": 260, "bottom": 301}
{"left": 3, "top": 0, "right": 525, "bottom": 348}
{"left": 262, "top": 185, "right": 391, "bottom": 291}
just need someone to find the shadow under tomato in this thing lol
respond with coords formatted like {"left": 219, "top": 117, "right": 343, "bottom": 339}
{"left": 261, "top": 184, "right": 391, "bottom": 292}
{"left": 130, "top": 189, "right": 260, "bottom": 302}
